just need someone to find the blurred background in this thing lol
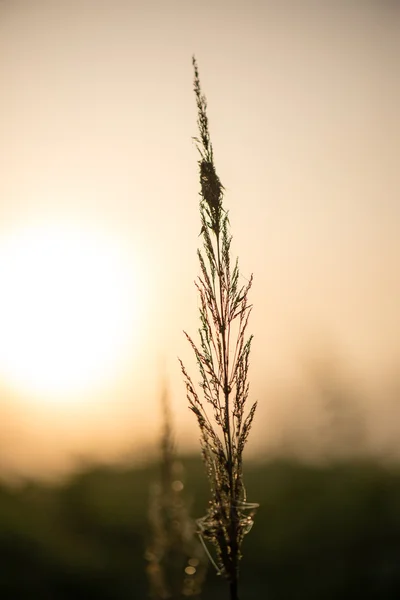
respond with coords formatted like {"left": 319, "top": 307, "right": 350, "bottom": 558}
{"left": 0, "top": 0, "right": 399, "bottom": 597}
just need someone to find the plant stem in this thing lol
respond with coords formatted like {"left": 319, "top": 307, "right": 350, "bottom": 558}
{"left": 230, "top": 579, "right": 239, "bottom": 600}
{"left": 217, "top": 234, "right": 239, "bottom": 599}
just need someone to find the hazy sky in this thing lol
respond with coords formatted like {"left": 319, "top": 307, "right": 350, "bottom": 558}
{"left": 0, "top": 0, "right": 399, "bottom": 477}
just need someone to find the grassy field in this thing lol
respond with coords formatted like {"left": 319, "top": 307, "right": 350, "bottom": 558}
{"left": 1, "top": 455, "right": 399, "bottom": 599}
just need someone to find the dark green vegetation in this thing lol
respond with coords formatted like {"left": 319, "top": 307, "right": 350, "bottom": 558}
{"left": 1, "top": 457, "right": 400, "bottom": 599}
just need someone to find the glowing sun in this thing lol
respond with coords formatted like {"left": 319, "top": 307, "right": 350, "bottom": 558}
{"left": 0, "top": 221, "right": 141, "bottom": 400}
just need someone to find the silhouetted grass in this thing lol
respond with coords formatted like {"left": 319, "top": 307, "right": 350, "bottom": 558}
{"left": 180, "top": 56, "right": 257, "bottom": 600}
{"left": 146, "top": 384, "right": 207, "bottom": 598}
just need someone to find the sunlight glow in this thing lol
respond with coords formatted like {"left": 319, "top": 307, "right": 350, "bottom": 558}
{"left": 0, "top": 221, "right": 142, "bottom": 401}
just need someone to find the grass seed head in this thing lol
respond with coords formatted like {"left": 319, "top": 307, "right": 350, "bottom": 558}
{"left": 180, "top": 57, "right": 259, "bottom": 596}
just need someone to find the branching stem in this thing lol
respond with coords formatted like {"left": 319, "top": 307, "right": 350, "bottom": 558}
{"left": 180, "top": 56, "right": 258, "bottom": 600}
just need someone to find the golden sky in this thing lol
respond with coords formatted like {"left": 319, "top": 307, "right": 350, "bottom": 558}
{"left": 0, "top": 0, "right": 399, "bottom": 477}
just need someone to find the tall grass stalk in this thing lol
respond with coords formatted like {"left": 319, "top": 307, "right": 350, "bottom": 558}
{"left": 146, "top": 382, "right": 206, "bottom": 599}
{"left": 180, "top": 57, "right": 258, "bottom": 600}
